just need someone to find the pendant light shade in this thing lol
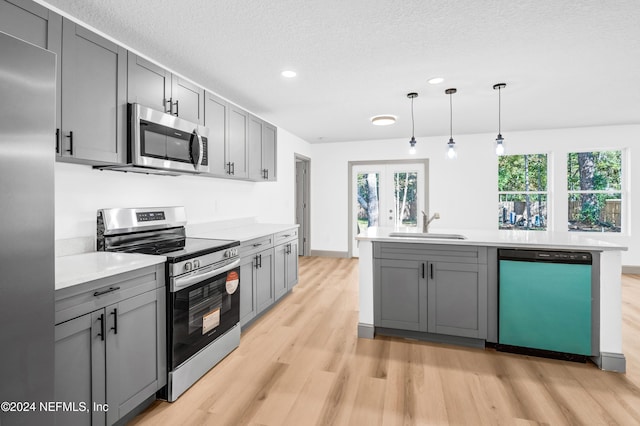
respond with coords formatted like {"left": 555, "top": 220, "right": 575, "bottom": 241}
{"left": 493, "top": 83, "right": 506, "bottom": 155}
{"left": 407, "top": 92, "right": 418, "bottom": 155}
{"left": 445, "top": 88, "right": 457, "bottom": 160}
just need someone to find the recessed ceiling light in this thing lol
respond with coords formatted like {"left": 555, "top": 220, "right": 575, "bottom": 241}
{"left": 428, "top": 77, "right": 444, "bottom": 85}
{"left": 281, "top": 70, "right": 297, "bottom": 78}
{"left": 370, "top": 115, "right": 397, "bottom": 126}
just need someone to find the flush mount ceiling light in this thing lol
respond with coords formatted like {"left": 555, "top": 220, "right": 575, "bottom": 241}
{"left": 370, "top": 115, "right": 397, "bottom": 126}
{"left": 493, "top": 83, "right": 507, "bottom": 155}
{"left": 407, "top": 92, "right": 418, "bottom": 155}
{"left": 428, "top": 77, "right": 444, "bottom": 85}
{"left": 445, "top": 88, "right": 458, "bottom": 160}
{"left": 281, "top": 70, "right": 297, "bottom": 78}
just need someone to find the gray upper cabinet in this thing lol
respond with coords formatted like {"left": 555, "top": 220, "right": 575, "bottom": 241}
{"left": 128, "top": 52, "right": 204, "bottom": 124}
{"left": 58, "top": 18, "right": 127, "bottom": 164}
{"left": 127, "top": 52, "right": 171, "bottom": 113}
{"left": 248, "top": 114, "right": 277, "bottom": 181}
{"left": 203, "top": 91, "right": 233, "bottom": 176}
{"left": 0, "top": 0, "right": 61, "bottom": 50}
{"left": 1, "top": 0, "right": 62, "bottom": 153}
{"left": 227, "top": 105, "right": 249, "bottom": 178}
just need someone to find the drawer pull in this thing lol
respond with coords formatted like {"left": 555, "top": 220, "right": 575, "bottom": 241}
{"left": 252, "top": 243, "right": 263, "bottom": 248}
{"left": 93, "top": 286, "right": 121, "bottom": 297}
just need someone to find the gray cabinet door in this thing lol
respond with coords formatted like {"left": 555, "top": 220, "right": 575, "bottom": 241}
{"left": 274, "top": 243, "right": 288, "bottom": 301}
{"left": 127, "top": 52, "right": 171, "bottom": 113}
{"left": 105, "top": 290, "right": 162, "bottom": 425}
{"left": 374, "top": 259, "right": 427, "bottom": 331}
{"left": 428, "top": 262, "right": 488, "bottom": 338}
{"left": 59, "top": 18, "right": 126, "bottom": 164}
{"left": 256, "top": 249, "right": 274, "bottom": 313}
{"left": 0, "top": 0, "right": 60, "bottom": 50}
{"left": 171, "top": 76, "right": 204, "bottom": 124}
{"left": 262, "top": 122, "right": 277, "bottom": 181}
{"left": 228, "top": 105, "right": 249, "bottom": 178}
{"left": 203, "top": 91, "right": 228, "bottom": 175}
{"left": 239, "top": 255, "right": 257, "bottom": 327}
{"left": 54, "top": 311, "right": 106, "bottom": 426}
{"left": 248, "top": 115, "right": 263, "bottom": 180}
{"left": 286, "top": 240, "right": 299, "bottom": 290}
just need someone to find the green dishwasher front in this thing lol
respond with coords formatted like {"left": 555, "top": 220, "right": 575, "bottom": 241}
{"left": 499, "top": 250, "right": 592, "bottom": 356}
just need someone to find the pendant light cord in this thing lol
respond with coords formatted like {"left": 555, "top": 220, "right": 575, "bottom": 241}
{"left": 411, "top": 96, "right": 415, "bottom": 138}
{"left": 498, "top": 86, "right": 502, "bottom": 134}
{"left": 449, "top": 92, "right": 453, "bottom": 138}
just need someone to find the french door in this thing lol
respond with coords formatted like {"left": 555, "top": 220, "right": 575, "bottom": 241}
{"left": 352, "top": 163, "right": 425, "bottom": 257}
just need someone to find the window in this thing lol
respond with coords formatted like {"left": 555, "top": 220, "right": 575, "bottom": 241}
{"left": 498, "top": 154, "right": 548, "bottom": 230}
{"left": 567, "top": 150, "right": 622, "bottom": 232}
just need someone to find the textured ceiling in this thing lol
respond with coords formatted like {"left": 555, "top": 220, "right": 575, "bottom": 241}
{"left": 40, "top": 0, "right": 640, "bottom": 143}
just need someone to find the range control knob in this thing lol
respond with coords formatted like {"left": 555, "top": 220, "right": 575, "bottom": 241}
{"left": 184, "top": 261, "right": 193, "bottom": 272}
{"left": 193, "top": 260, "right": 200, "bottom": 268}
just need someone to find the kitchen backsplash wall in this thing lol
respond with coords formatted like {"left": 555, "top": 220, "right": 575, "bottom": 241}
{"left": 55, "top": 127, "right": 311, "bottom": 246}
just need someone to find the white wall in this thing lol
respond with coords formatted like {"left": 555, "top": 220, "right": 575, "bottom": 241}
{"left": 55, "top": 127, "right": 311, "bottom": 241}
{"left": 310, "top": 124, "right": 639, "bottom": 266}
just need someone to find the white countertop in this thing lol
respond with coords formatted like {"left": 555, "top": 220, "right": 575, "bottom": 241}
{"left": 55, "top": 252, "right": 166, "bottom": 291}
{"left": 356, "top": 227, "right": 627, "bottom": 251}
{"left": 188, "top": 223, "right": 299, "bottom": 242}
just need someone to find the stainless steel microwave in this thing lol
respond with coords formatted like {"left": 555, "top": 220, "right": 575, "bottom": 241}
{"left": 128, "top": 103, "right": 209, "bottom": 174}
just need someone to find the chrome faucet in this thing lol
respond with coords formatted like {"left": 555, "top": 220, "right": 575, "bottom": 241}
{"left": 422, "top": 211, "right": 440, "bottom": 233}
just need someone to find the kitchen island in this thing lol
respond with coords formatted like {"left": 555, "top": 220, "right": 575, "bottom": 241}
{"left": 355, "top": 227, "right": 628, "bottom": 372}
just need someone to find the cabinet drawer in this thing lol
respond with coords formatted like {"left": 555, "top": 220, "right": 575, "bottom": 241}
{"left": 274, "top": 228, "right": 298, "bottom": 245}
{"left": 55, "top": 264, "right": 164, "bottom": 325}
{"left": 374, "top": 242, "right": 486, "bottom": 264}
{"left": 240, "top": 235, "right": 274, "bottom": 258}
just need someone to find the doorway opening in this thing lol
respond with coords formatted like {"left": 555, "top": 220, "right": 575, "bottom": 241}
{"left": 348, "top": 160, "right": 429, "bottom": 257}
{"left": 295, "top": 154, "right": 311, "bottom": 256}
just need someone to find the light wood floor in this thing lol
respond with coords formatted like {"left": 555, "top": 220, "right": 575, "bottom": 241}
{"left": 131, "top": 257, "right": 640, "bottom": 425}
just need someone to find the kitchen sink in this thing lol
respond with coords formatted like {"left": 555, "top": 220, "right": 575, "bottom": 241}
{"left": 388, "top": 232, "right": 468, "bottom": 240}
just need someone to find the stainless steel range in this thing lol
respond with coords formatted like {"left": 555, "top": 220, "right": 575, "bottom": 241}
{"left": 97, "top": 206, "right": 241, "bottom": 401}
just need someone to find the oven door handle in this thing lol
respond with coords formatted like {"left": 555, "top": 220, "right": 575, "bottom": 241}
{"left": 172, "top": 258, "right": 240, "bottom": 292}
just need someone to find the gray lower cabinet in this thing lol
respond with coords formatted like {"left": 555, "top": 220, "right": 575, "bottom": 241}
{"left": 239, "top": 235, "right": 275, "bottom": 327}
{"left": 57, "top": 18, "right": 127, "bottom": 164}
{"left": 375, "top": 259, "right": 427, "bottom": 331}
{"left": 248, "top": 114, "right": 277, "bottom": 181}
{"left": 274, "top": 229, "right": 299, "bottom": 300}
{"left": 54, "top": 264, "right": 166, "bottom": 426}
{"left": 128, "top": 52, "right": 204, "bottom": 124}
{"left": 373, "top": 243, "right": 488, "bottom": 339}
{"left": 428, "top": 261, "right": 487, "bottom": 338}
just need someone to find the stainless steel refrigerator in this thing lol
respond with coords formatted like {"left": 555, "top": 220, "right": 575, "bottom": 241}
{"left": 0, "top": 31, "right": 56, "bottom": 425}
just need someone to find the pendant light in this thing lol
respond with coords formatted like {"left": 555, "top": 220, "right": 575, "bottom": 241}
{"left": 407, "top": 92, "right": 418, "bottom": 155}
{"left": 493, "top": 83, "right": 507, "bottom": 155}
{"left": 445, "top": 88, "right": 457, "bottom": 159}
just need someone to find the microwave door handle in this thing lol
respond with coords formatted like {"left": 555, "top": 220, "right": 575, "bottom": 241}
{"left": 190, "top": 130, "right": 203, "bottom": 169}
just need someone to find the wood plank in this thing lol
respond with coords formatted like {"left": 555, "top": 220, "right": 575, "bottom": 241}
{"left": 130, "top": 257, "right": 640, "bottom": 426}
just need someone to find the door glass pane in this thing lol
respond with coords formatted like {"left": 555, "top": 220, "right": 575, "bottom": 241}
{"left": 357, "top": 172, "right": 380, "bottom": 233}
{"left": 393, "top": 172, "right": 418, "bottom": 227}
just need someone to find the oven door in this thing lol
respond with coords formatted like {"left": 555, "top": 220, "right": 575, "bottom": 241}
{"left": 130, "top": 103, "right": 209, "bottom": 173}
{"left": 169, "top": 266, "right": 240, "bottom": 370}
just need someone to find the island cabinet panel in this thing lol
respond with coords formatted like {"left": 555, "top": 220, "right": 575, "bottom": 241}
{"left": 374, "top": 259, "right": 427, "bottom": 331}
{"left": 428, "top": 262, "right": 488, "bottom": 338}
{"left": 373, "top": 242, "right": 488, "bottom": 339}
